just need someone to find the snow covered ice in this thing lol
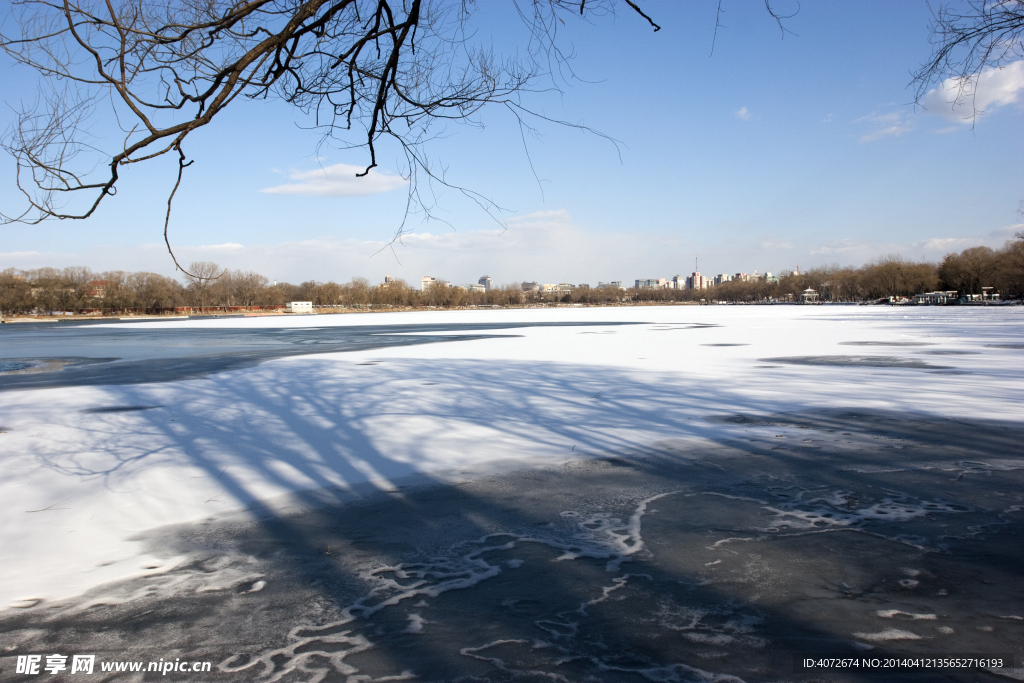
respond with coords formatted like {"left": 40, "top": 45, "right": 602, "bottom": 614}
{"left": 1, "top": 305, "right": 1022, "bottom": 682}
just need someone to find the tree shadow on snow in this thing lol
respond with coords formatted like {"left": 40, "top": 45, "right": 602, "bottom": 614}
{"left": 3, "top": 357, "right": 1023, "bottom": 682}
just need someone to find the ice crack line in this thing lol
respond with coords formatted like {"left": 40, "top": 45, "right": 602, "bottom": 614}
{"left": 218, "top": 491, "right": 683, "bottom": 681}
{"left": 759, "top": 489, "right": 972, "bottom": 531}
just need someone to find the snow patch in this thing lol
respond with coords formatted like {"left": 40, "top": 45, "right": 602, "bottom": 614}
{"left": 852, "top": 629, "right": 923, "bottom": 642}
{"left": 403, "top": 613, "right": 427, "bottom": 634}
{"left": 876, "top": 609, "right": 936, "bottom": 620}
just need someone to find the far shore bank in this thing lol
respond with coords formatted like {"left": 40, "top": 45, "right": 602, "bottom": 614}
{"left": 16, "top": 298, "right": 1001, "bottom": 324}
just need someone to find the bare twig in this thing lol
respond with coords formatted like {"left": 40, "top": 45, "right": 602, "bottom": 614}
{"left": 710, "top": 0, "right": 724, "bottom": 57}
{"left": 622, "top": 1, "right": 659, "bottom": 31}
{"left": 711, "top": 0, "right": 797, "bottom": 57}
{"left": 25, "top": 496, "right": 71, "bottom": 512}
{"left": 163, "top": 145, "right": 195, "bottom": 277}
{"left": 911, "top": 0, "right": 1024, "bottom": 121}
{"left": 764, "top": 0, "right": 799, "bottom": 39}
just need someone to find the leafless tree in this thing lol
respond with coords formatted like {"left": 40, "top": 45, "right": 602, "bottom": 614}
{"left": 229, "top": 270, "right": 271, "bottom": 306}
{"left": 912, "top": 1, "right": 1024, "bottom": 116}
{"left": 1, "top": 270, "right": 35, "bottom": 316}
{"left": 128, "top": 271, "right": 185, "bottom": 310}
{"left": 0, "top": 0, "right": 665, "bottom": 273}
{"left": 938, "top": 245, "right": 997, "bottom": 295}
{"left": 184, "top": 260, "right": 225, "bottom": 312}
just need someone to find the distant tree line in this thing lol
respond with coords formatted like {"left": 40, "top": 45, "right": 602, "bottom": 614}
{"left": 0, "top": 263, "right": 292, "bottom": 314}
{"left": 2, "top": 235, "right": 1022, "bottom": 315}
{"left": 615, "top": 235, "right": 1024, "bottom": 305}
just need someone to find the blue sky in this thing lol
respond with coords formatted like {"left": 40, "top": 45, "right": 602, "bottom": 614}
{"left": 2, "top": 1, "right": 1022, "bottom": 286}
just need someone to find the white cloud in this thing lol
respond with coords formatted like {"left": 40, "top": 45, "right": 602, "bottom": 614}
{"left": 760, "top": 240, "right": 793, "bottom": 250}
{"left": 857, "top": 111, "right": 912, "bottom": 143}
{"left": 260, "top": 163, "right": 407, "bottom": 197}
{"left": 917, "top": 224, "right": 1021, "bottom": 255}
{"left": 811, "top": 224, "right": 1022, "bottom": 262}
{"left": 198, "top": 242, "right": 247, "bottom": 252}
{"left": 810, "top": 238, "right": 877, "bottom": 257}
{"left": 920, "top": 60, "right": 1024, "bottom": 123}
{"left": 735, "top": 106, "right": 751, "bottom": 121}
{"left": 916, "top": 234, "right": 1003, "bottom": 254}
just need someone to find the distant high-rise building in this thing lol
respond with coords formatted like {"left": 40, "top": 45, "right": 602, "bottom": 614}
{"left": 635, "top": 278, "right": 667, "bottom": 289}
{"left": 686, "top": 272, "right": 710, "bottom": 290}
{"left": 421, "top": 276, "right": 437, "bottom": 291}
{"left": 714, "top": 274, "right": 733, "bottom": 285}
{"left": 478, "top": 275, "right": 493, "bottom": 291}
{"left": 597, "top": 281, "right": 623, "bottom": 289}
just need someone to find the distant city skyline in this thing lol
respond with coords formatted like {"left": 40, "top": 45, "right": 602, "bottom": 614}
{"left": 2, "top": 207, "right": 1017, "bottom": 288}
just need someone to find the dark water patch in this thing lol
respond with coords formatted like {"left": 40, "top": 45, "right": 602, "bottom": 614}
{"left": 80, "top": 405, "right": 162, "bottom": 414}
{"left": 0, "top": 357, "right": 117, "bottom": 377}
{"left": 706, "top": 414, "right": 769, "bottom": 425}
{"left": 761, "top": 355, "right": 951, "bottom": 369}
{"left": 0, "top": 321, "right": 638, "bottom": 391}
{"left": 701, "top": 343, "right": 750, "bottom": 347}
{"left": 506, "top": 599, "right": 546, "bottom": 616}
{"left": 597, "top": 457, "right": 634, "bottom": 467}
{"left": 649, "top": 323, "right": 720, "bottom": 330}
{"left": 984, "top": 343, "right": 1024, "bottom": 349}
{"left": 918, "top": 350, "right": 981, "bottom": 355}
{"left": 839, "top": 341, "right": 935, "bottom": 346}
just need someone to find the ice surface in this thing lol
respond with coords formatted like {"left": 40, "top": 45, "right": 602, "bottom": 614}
{"left": 2, "top": 306, "right": 1021, "bottom": 604}
{"left": 1, "top": 305, "right": 1022, "bottom": 681}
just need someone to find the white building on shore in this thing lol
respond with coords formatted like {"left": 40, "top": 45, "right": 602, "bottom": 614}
{"left": 422, "top": 276, "right": 452, "bottom": 291}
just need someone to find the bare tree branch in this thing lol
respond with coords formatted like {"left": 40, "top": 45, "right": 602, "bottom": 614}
{"left": 763, "top": 0, "right": 798, "bottom": 40}
{"left": 1, "top": 0, "right": 666, "bottom": 235}
{"left": 710, "top": 0, "right": 797, "bottom": 57}
{"left": 163, "top": 144, "right": 194, "bottom": 276}
{"left": 912, "top": 0, "right": 1024, "bottom": 117}
{"left": 622, "top": 1, "right": 659, "bottom": 32}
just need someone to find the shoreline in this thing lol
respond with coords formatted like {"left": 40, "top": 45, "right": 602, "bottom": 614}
{"left": 5, "top": 298, "right": 1018, "bottom": 325}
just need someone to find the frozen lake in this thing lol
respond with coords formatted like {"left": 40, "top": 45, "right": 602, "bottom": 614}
{"left": 1, "top": 306, "right": 1022, "bottom": 681}
{"left": 0, "top": 318, "right": 637, "bottom": 389}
